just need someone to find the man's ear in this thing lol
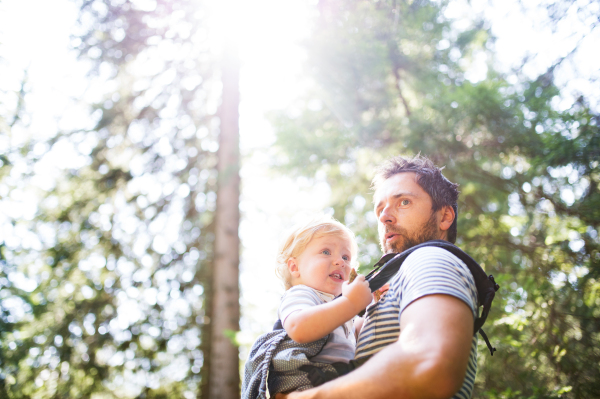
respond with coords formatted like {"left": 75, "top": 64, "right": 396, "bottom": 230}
{"left": 439, "top": 205, "right": 455, "bottom": 232}
{"left": 288, "top": 258, "right": 300, "bottom": 278}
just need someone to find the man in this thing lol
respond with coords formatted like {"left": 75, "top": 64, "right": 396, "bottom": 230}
{"left": 278, "top": 155, "right": 478, "bottom": 399}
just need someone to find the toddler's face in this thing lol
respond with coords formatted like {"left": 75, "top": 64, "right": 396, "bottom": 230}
{"left": 289, "top": 233, "right": 353, "bottom": 296}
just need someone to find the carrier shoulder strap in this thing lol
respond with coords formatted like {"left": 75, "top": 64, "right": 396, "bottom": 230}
{"left": 365, "top": 240, "right": 500, "bottom": 355}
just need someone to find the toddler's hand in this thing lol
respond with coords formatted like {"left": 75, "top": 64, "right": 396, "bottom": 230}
{"left": 342, "top": 274, "right": 372, "bottom": 313}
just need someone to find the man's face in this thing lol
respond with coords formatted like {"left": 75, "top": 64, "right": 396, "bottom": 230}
{"left": 373, "top": 172, "right": 442, "bottom": 254}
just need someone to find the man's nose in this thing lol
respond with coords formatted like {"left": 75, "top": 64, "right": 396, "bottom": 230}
{"left": 378, "top": 205, "right": 396, "bottom": 225}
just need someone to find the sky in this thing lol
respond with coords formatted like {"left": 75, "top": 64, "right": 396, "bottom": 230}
{"left": 1, "top": 0, "right": 598, "bottom": 360}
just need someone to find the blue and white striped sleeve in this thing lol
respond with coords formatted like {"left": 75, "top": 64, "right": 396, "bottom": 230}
{"left": 395, "top": 247, "right": 478, "bottom": 320}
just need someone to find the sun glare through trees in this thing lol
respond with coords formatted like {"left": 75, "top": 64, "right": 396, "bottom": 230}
{"left": 0, "top": 0, "right": 598, "bottom": 398}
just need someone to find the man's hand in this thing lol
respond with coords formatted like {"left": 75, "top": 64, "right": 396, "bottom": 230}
{"left": 341, "top": 274, "right": 372, "bottom": 313}
{"left": 274, "top": 391, "right": 311, "bottom": 399}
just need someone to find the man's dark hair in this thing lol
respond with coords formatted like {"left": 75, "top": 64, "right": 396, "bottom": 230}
{"left": 372, "top": 154, "right": 460, "bottom": 243}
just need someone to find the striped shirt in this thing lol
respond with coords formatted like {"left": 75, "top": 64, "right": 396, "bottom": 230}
{"left": 279, "top": 285, "right": 356, "bottom": 364}
{"left": 355, "top": 247, "right": 479, "bottom": 399}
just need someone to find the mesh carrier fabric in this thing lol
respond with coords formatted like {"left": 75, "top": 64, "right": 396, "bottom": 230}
{"left": 242, "top": 324, "right": 336, "bottom": 399}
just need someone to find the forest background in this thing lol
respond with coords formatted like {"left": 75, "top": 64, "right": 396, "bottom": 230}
{"left": 0, "top": 0, "right": 599, "bottom": 398}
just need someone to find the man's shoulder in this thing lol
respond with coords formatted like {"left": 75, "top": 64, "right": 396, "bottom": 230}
{"left": 402, "top": 245, "right": 472, "bottom": 278}
{"left": 407, "top": 244, "right": 465, "bottom": 260}
{"left": 390, "top": 245, "right": 478, "bottom": 316}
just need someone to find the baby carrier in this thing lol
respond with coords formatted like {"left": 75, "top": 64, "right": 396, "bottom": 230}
{"left": 241, "top": 240, "right": 499, "bottom": 398}
{"left": 241, "top": 319, "right": 336, "bottom": 399}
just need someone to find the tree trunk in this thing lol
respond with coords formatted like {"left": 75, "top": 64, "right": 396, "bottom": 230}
{"left": 208, "top": 25, "right": 241, "bottom": 399}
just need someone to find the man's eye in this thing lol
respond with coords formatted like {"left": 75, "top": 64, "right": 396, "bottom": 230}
{"left": 322, "top": 250, "right": 331, "bottom": 255}
{"left": 400, "top": 199, "right": 410, "bottom": 206}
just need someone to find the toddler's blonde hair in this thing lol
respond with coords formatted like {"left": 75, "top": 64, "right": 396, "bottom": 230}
{"left": 275, "top": 215, "right": 358, "bottom": 290}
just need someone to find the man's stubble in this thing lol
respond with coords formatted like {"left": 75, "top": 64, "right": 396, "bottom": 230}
{"left": 381, "top": 211, "right": 440, "bottom": 254}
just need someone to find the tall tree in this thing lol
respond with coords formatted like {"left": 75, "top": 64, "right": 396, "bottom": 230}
{"left": 0, "top": 0, "right": 241, "bottom": 397}
{"left": 207, "top": 2, "right": 241, "bottom": 397}
{"left": 270, "top": 0, "right": 599, "bottom": 397}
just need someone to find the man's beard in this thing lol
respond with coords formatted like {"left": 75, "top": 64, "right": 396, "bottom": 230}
{"left": 381, "top": 212, "right": 440, "bottom": 254}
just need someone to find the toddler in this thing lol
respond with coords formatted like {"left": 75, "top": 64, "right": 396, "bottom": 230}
{"left": 275, "top": 215, "right": 372, "bottom": 361}
{"left": 242, "top": 215, "right": 372, "bottom": 398}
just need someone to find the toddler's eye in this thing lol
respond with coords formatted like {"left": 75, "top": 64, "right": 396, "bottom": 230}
{"left": 322, "top": 249, "right": 331, "bottom": 255}
{"left": 342, "top": 255, "right": 350, "bottom": 261}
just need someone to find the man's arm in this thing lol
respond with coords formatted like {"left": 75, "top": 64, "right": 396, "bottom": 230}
{"left": 279, "top": 293, "right": 474, "bottom": 399}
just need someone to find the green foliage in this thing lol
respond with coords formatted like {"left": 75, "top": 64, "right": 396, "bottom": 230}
{"left": 270, "top": 0, "right": 600, "bottom": 397}
{"left": 0, "top": 0, "right": 221, "bottom": 397}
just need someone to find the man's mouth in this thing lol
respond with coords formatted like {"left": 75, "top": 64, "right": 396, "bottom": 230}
{"left": 385, "top": 233, "right": 399, "bottom": 241}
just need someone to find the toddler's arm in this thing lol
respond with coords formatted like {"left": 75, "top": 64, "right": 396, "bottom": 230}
{"left": 284, "top": 275, "right": 372, "bottom": 343}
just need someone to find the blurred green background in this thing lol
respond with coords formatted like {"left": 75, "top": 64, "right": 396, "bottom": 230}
{"left": 0, "top": 0, "right": 598, "bottom": 398}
